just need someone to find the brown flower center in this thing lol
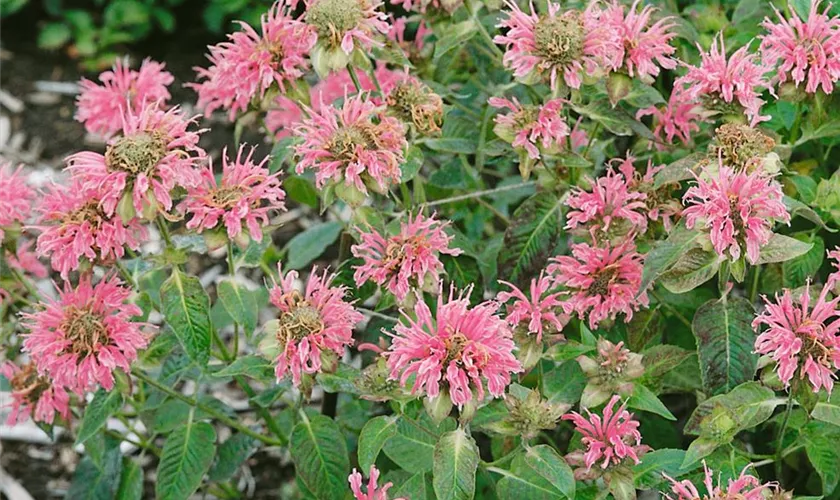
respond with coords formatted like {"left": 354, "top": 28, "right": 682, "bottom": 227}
{"left": 61, "top": 307, "right": 109, "bottom": 358}
{"left": 800, "top": 329, "right": 833, "bottom": 369}
{"left": 534, "top": 13, "right": 585, "bottom": 66}
{"left": 443, "top": 332, "right": 469, "bottom": 365}
{"left": 10, "top": 363, "right": 51, "bottom": 404}
{"left": 63, "top": 201, "right": 107, "bottom": 227}
{"left": 307, "top": 0, "right": 364, "bottom": 48}
{"left": 588, "top": 266, "right": 619, "bottom": 297}
{"left": 710, "top": 123, "right": 775, "bottom": 170}
{"left": 386, "top": 80, "right": 444, "bottom": 135}
{"left": 277, "top": 292, "right": 324, "bottom": 343}
{"left": 327, "top": 124, "right": 379, "bottom": 161}
{"left": 105, "top": 131, "right": 168, "bottom": 176}
{"left": 210, "top": 186, "right": 248, "bottom": 209}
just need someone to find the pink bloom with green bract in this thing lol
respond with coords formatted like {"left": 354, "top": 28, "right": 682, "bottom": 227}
{"left": 488, "top": 96, "right": 570, "bottom": 160}
{"left": 562, "top": 395, "right": 645, "bottom": 470}
{"left": 753, "top": 280, "right": 840, "bottom": 394}
{"left": 682, "top": 164, "right": 789, "bottom": 265}
{"left": 600, "top": 0, "right": 677, "bottom": 82}
{"left": 22, "top": 275, "right": 151, "bottom": 394}
{"left": 565, "top": 163, "right": 648, "bottom": 237}
{"left": 637, "top": 87, "right": 706, "bottom": 148}
{"left": 76, "top": 57, "right": 173, "bottom": 137}
{"left": 1, "top": 361, "right": 71, "bottom": 425}
{"left": 351, "top": 213, "right": 462, "bottom": 302}
{"left": 497, "top": 271, "right": 567, "bottom": 342}
{"left": 0, "top": 162, "right": 35, "bottom": 241}
{"left": 182, "top": 145, "right": 286, "bottom": 242}
{"left": 349, "top": 466, "right": 406, "bottom": 500}
{"left": 664, "top": 461, "right": 772, "bottom": 500}
{"left": 305, "top": 0, "right": 389, "bottom": 54}
{"left": 385, "top": 286, "right": 522, "bottom": 407}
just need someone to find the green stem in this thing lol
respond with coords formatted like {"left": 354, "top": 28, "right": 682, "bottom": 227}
{"left": 749, "top": 264, "right": 761, "bottom": 303}
{"left": 421, "top": 181, "right": 535, "bottom": 208}
{"left": 156, "top": 215, "right": 173, "bottom": 248}
{"left": 775, "top": 388, "right": 796, "bottom": 483}
{"left": 347, "top": 65, "right": 364, "bottom": 93}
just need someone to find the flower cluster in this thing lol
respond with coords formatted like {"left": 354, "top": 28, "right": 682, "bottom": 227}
{"left": 0, "top": 162, "right": 35, "bottom": 242}
{"left": 497, "top": 271, "right": 566, "bottom": 342}
{"left": 565, "top": 162, "right": 649, "bottom": 239}
{"left": 600, "top": 0, "right": 677, "bottom": 82}
{"left": 578, "top": 338, "right": 644, "bottom": 408}
{"left": 664, "top": 461, "right": 773, "bottom": 500}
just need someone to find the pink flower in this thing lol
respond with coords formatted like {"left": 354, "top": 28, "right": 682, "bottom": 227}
{"left": 600, "top": 0, "right": 677, "bottom": 82}
{"left": 562, "top": 395, "right": 646, "bottom": 470}
{"left": 268, "top": 265, "right": 363, "bottom": 387}
{"left": 22, "top": 275, "right": 151, "bottom": 394}
{"left": 7, "top": 240, "right": 47, "bottom": 279}
{"left": 488, "top": 96, "right": 570, "bottom": 160}
{"left": 34, "top": 181, "right": 147, "bottom": 279}
{"left": 497, "top": 271, "right": 567, "bottom": 342}
{"left": 351, "top": 213, "right": 462, "bottom": 302}
{"left": 385, "top": 286, "right": 522, "bottom": 407}
{"left": 1, "top": 362, "right": 71, "bottom": 425}
{"left": 565, "top": 162, "right": 649, "bottom": 238}
{"left": 349, "top": 466, "right": 406, "bottom": 500}
{"left": 664, "top": 461, "right": 772, "bottom": 500}
{"left": 76, "top": 57, "right": 173, "bottom": 137}
{"left": 616, "top": 155, "right": 682, "bottom": 230}
{"left": 294, "top": 93, "right": 406, "bottom": 193}
{"left": 190, "top": 1, "right": 316, "bottom": 120}
{"left": 181, "top": 145, "right": 286, "bottom": 243}
{"left": 637, "top": 87, "right": 706, "bottom": 148}
{"left": 306, "top": 0, "right": 389, "bottom": 54}
{"left": 548, "top": 240, "right": 649, "bottom": 330}
{"left": 0, "top": 162, "right": 35, "bottom": 241}
{"left": 494, "top": 1, "right": 620, "bottom": 90}
{"left": 760, "top": 0, "right": 840, "bottom": 94}
{"left": 682, "top": 164, "right": 789, "bottom": 264}
{"left": 753, "top": 281, "right": 840, "bottom": 394}
{"left": 67, "top": 103, "right": 205, "bottom": 218}
{"left": 677, "top": 34, "right": 773, "bottom": 127}
{"left": 390, "top": 17, "right": 431, "bottom": 52}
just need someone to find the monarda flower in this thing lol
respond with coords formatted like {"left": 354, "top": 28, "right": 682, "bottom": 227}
{"left": 753, "top": 281, "right": 840, "bottom": 394}
{"left": 351, "top": 213, "right": 462, "bottom": 302}
{"left": 34, "top": 181, "right": 146, "bottom": 279}
{"left": 0, "top": 162, "right": 35, "bottom": 241}
{"left": 664, "top": 461, "right": 773, "bottom": 500}
{"left": 22, "top": 275, "right": 151, "bottom": 393}
{"left": 190, "top": 1, "right": 316, "bottom": 120}
{"left": 677, "top": 34, "right": 773, "bottom": 126}
{"left": 709, "top": 123, "right": 776, "bottom": 171}
{"left": 578, "top": 338, "right": 644, "bottom": 408}
{"left": 494, "top": 1, "right": 620, "bottom": 91}
{"left": 294, "top": 93, "right": 407, "bottom": 198}
{"left": 489, "top": 96, "right": 571, "bottom": 161}
{"left": 389, "top": 0, "right": 459, "bottom": 14}
{"left": 385, "top": 286, "right": 522, "bottom": 411}
{"left": 181, "top": 145, "right": 286, "bottom": 245}
{"left": 548, "top": 240, "right": 649, "bottom": 330}
{"left": 565, "top": 163, "right": 649, "bottom": 240}
{"left": 497, "top": 271, "right": 567, "bottom": 343}
{"left": 67, "top": 103, "right": 205, "bottom": 219}
{"left": 615, "top": 155, "right": 682, "bottom": 231}
{"left": 1, "top": 361, "right": 71, "bottom": 425}
{"left": 76, "top": 57, "right": 173, "bottom": 137}
{"left": 305, "top": 0, "right": 389, "bottom": 76}
{"left": 682, "top": 164, "right": 789, "bottom": 265}
{"left": 599, "top": 0, "right": 677, "bottom": 83}
{"left": 7, "top": 240, "right": 48, "bottom": 279}
{"left": 349, "top": 465, "right": 406, "bottom": 500}
{"left": 562, "top": 395, "right": 648, "bottom": 478}
{"left": 265, "top": 265, "right": 363, "bottom": 387}
{"left": 637, "top": 87, "right": 706, "bottom": 148}
{"left": 760, "top": 0, "right": 840, "bottom": 95}
{"left": 385, "top": 74, "right": 444, "bottom": 136}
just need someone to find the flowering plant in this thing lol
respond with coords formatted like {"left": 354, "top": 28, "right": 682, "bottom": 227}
{"left": 5, "top": 0, "right": 840, "bottom": 499}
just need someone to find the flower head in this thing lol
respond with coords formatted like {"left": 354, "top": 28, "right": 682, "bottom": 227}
{"left": 578, "top": 338, "right": 644, "bottom": 407}
{"left": 385, "top": 286, "right": 522, "bottom": 407}
{"left": 682, "top": 164, "right": 789, "bottom": 264}
{"left": 267, "top": 265, "right": 363, "bottom": 387}
{"left": 615, "top": 155, "right": 682, "bottom": 231}
{"left": 600, "top": 0, "right": 677, "bottom": 82}
{"left": 565, "top": 163, "right": 649, "bottom": 239}
{"left": 637, "top": 87, "right": 706, "bottom": 148}
{"left": 562, "top": 395, "right": 647, "bottom": 471}
{"left": 67, "top": 103, "right": 205, "bottom": 218}
{"left": 497, "top": 271, "right": 567, "bottom": 342}
{"left": 760, "top": 0, "right": 840, "bottom": 94}
{"left": 709, "top": 123, "right": 776, "bottom": 171}
{"left": 664, "top": 461, "right": 773, "bottom": 500}
{"left": 181, "top": 146, "right": 286, "bottom": 243}
{"left": 34, "top": 181, "right": 147, "bottom": 279}
{"left": 489, "top": 96, "right": 570, "bottom": 160}
{"left": 1, "top": 361, "right": 71, "bottom": 425}
{"left": 677, "top": 34, "right": 773, "bottom": 126}
{"left": 352, "top": 213, "right": 462, "bottom": 302}
{"left": 753, "top": 281, "right": 840, "bottom": 394}
{"left": 390, "top": 0, "right": 457, "bottom": 14}
{"left": 349, "top": 466, "right": 406, "bottom": 500}
{"left": 294, "top": 92, "right": 406, "bottom": 194}
{"left": 76, "top": 58, "right": 173, "bottom": 137}
{"left": 386, "top": 74, "right": 444, "bottom": 136}
{"left": 22, "top": 275, "right": 151, "bottom": 393}
{"left": 494, "top": 1, "right": 620, "bottom": 90}
{"left": 306, "top": 0, "right": 389, "bottom": 74}
{"left": 190, "top": 1, "right": 316, "bottom": 120}
{"left": 548, "top": 240, "right": 649, "bottom": 330}
{"left": 0, "top": 162, "right": 35, "bottom": 241}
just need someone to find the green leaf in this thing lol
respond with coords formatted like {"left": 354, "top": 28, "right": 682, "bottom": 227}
{"left": 284, "top": 222, "right": 342, "bottom": 270}
{"left": 633, "top": 449, "right": 689, "bottom": 489}
{"left": 401, "top": 146, "right": 424, "bottom": 182}
{"left": 524, "top": 445, "right": 575, "bottom": 500}
{"left": 571, "top": 101, "right": 636, "bottom": 136}
{"left": 494, "top": 454, "right": 564, "bottom": 500}
{"left": 217, "top": 278, "right": 258, "bottom": 333}
{"left": 544, "top": 341, "right": 595, "bottom": 362}
{"left": 692, "top": 296, "right": 757, "bottom": 395}
{"left": 423, "top": 138, "right": 477, "bottom": 155}
{"left": 653, "top": 153, "right": 705, "bottom": 189}
{"left": 383, "top": 415, "right": 452, "bottom": 472}
{"left": 213, "top": 355, "right": 274, "bottom": 381}
{"left": 358, "top": 415, "right": 399, "bottom": 471}
{"left": 660, "top": 247, "right": 721, "bottom": 294}
{"left": 38, "top": 22, "right": 71, "bottom": 49}
{"left": 156, "top": 419, "right": 217, "bottom": 500}
{"left": 790, "top": 0, "right": 812, "bottom": 20}
{"left": 640, "top": 223, "right": 703, "bottom": 292}
{"left": 316, "top": 363, "right": 362, "bottom": 394}
{"left": 433, "top": 19, "right": 477, "bottom": 63}
{"left": 290, "top": 414, "right": 350, "bottom": 500}
{"left": 541, "top": 361, "right": 586, "bottom": 405}
{"left": 756, "top": 233, "right": 814, "bottom": 264}
{"left": 160, "top": 269, "right": 212, "bottom": 367}
{"left": 628, "top": 384, "right": 676, "bottom": 420}
{"left": 802, "top": 421, "right": 840, "bottom": 494}
{"left": 67, "top": 445, "right": 123, "bottom": 500}
{"left": 812, "top": 393, "right": 840, "bottom": 427}
{"left": 782, "top": 235, "right": 824, "bottom": 287}
{"left": 499, "top": 192, "right": 563, "bottom": 286}
{"left": 784, "top": 195, "right": 834, "bottom": 231}
{"left": 795, "top": 117, "right": 840, "bottom": 146}
{"left": 622, "top": 80, "right": 665, "bottom": 109}
{"left": 641, "top": 345, "right": 693, "bottom": 381}
{"left": 208, "top": 433, "right": 259, "bottom": 482}
{"left": 115, "top": 459, "right": 144, "bottom": 500}
{"left": 681, "top": 437, "right": 720, "bottom": 468}
{"left": 394, "top": 472, "right": 428, "bottom": 499}
{"left": 76, "top": 388, "right": 124, "bottom": 446}
{"left": 284, "top": 175, "right": 319, "bottom": 209}
{"left": 684, "top": 382, "right": 783, "bottom": 436}
{"left": 433, "top": 428, "right": 479, "bottom": 500}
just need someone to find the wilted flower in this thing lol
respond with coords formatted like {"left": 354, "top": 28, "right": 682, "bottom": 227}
{"left": 191, "top": 1, "right": 315, "bottom": 120}
{"left": 760, "top": 0, "right": 840, "bottom": 94}
{"left": 709, "top": 123, "right": 776, "bottom": 171}
{"left": 497, "top": 271, "right": 567, "bottom": 342}
{"left": 494, "top": 1, "right": 620, "bottom": 90}
{"left": 548, "top": 240, "right": 649, "bottom": 330}
{"left": 67, "top": 103, "right": 205, "bottom": 219}
{"left": 682, "top": 164, "right": 789, "bottom": 265}
{"left": 1, "top": 361, "right": 71, "bottom": 425}
{"left": 664, "top": 461, "right": 773, "bottom": 500}
{"left": 578, "top": 338, "right": 644, "bottom": 408}
{"left": 599, "top": 0, "right": 677, "bottom": 82}
{"left": 352, "top": 213, "right": 462, "bottom": 302}
{"left": 76, "top": 57, "right": 173, "bottom": 137}
{"left": 306, "top": 0, "right": 389, "bottom": 75}
{"left": 386, "top": 75, "right": 444, "bottom": 135}
{"left": 22, "top": 275, "right": 151, "bottom": 394}
{"left": 565, "top": 163, "right": 648, "bottom": 239}
{"left": 385, "top": 286, "right": 522, "bottom": 408}
{"left": 294, "top": 92, "right": 406, "bottom": 196}
{"left": 677, "top": 34, "right": 773, "bottom": 126}
{"left": 494, "top": 388, "right": 569, "bottom": 440}
{"left": 637, "top": 87, "right": 706, "bottom": 148}
{"left": 349, "top": 465, "right": 406, "bottom": 500}
{"left": 181, "top": 145, "right": 286, "bottom": 244}
{"left": 489, "top": 96, "right": 571, "bottom": 161}
{"left": 0, "top": 162, "right": 35, "bottom": 241}
{"left": 34, "top": 181, "right": 147, "bottom": 279}
{"left": 266, "top": 265, "right": 363, "bottom": 387}
{"left": 753, "top": 280, "right": 840, "bottom": 394}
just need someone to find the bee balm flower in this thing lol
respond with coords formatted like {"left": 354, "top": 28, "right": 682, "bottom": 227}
{"left": 1, "top": 361, "right": 71, "bottom": 425}
{"left": 600, "top": 0, "right": 677, "bottom": 82}
{"left": 349, "top": 466, "right": 406, "bottom": 500}
{"left": 385, "top": 75, "right": 445, "bottom": 136}
{"left": 664, "top": 461, "right": 772, "bottom": 500}
{"left": 489, "top": 96, "right": 571, "bottom": 161}
{"left": 565, "top": 163, "right": 649, "bottom": 239}
{"left": 0, "top": 162, "right": 35, "bottom": 241}
{"left": 497, "top": 271, "right": 567, "bottom": 342}
{"left": 305, "top": 0, "right": 389, "bottom": 75}
{"left": 637, "top": 87, "right": 706, "bottom": 148}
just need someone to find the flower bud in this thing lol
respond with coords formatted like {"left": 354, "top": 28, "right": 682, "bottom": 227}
{"left": 424, "top": 391, "right": 454, "bottom": 424}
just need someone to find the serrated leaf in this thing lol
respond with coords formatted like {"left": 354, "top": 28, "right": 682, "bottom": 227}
{"left": 571, "top": 101, "right": 635, "bottom": 136}
{"left": 782, "top": 235, "right": 824, "bottom": 287}
{"left": 692, "top": 296, "right": 757, "bottom": 395}
{"left": 433, "top": 20, "right": 477, "bottom": 63}
{"left": 291, "top": 414, "right": 350, "bottom": 500}
{"left": 217, "top": 279, "right": 258, "bottom": 333}
{"left": 802, "top": 421, "right": 840, "bottom": 494}
{"left": 524, "top": 445, "right": 575, "bottom": 500}
{"left": 812, "top": 392, "right": 840, "bottom": 428}
{"left": 115, "top": 459, "right": 143, "bottom": 500}
{"left": 542, "top": 361, "right": 586, "bottom": 405}
{"left": 358, "top": 415, "right": 399, "bottom": 471}
{"left": 684, "top": 382, "right": 782, "bottom": 436}
{"left": 632, "top": 449, "right": 689, "bottom": 489}
{"left": 208, "top": 433, "right": 259, "bottom": 482}
{"left": 626, "top": 307, "right": 662, "bottom": 351}
{"left": 681, "top": 437, "right": 719, "bottom": 468}
{"left": 757, "top": 233, "right": 814, "bottom": 264}
{"left": 641, "top": 344, "right": 693, "bottom": 381}
{"left": 76, "top": 388, "right": 124, "bottom": 446}
{"left": 394, "top": 472, "right": 428, "bottom": 499}
{"left": 213, "top": 355, "right": 274, "bottom": 381}
{"left": 67, "top": 445, "right": 122, "bottom": 500}
{"left": 161, "top": 269, "right": 212, "bottom": 367}
{"left": 285, "top": 222, "right": 343, "bottom": 270}
{"left": 654, "top": 153, "right": 705, "bottom": 188}
{"left": 628, "top": 383, "right": 676, "bottom": 420}
{"left": 494, "top": 454, "right": 565, "bottom": 500}
{"left": 640, "top": 223, "right": 703, "bottom": 292}
{"left": 784, "top": 195, "right": 834, "bottom": 231}
{"left": 156, "top": 419, "right": 217, "bottom": 500}
{"left": 383, "top": 415, "right": 453, "bottom": 472}
{"left": 423, "top": 138, "right": 477, "bottom": 155}
{"left": 433, "top": 428, "right": 479, "bottom": 500}
{"left": 284, "top": 175, "right": 319, "bottom": 209}
{"left": 660, "top": 247, "right": 721, "bottom": 293}
{"left": 499, "top": 192, "right": 563, "bottom": 286}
